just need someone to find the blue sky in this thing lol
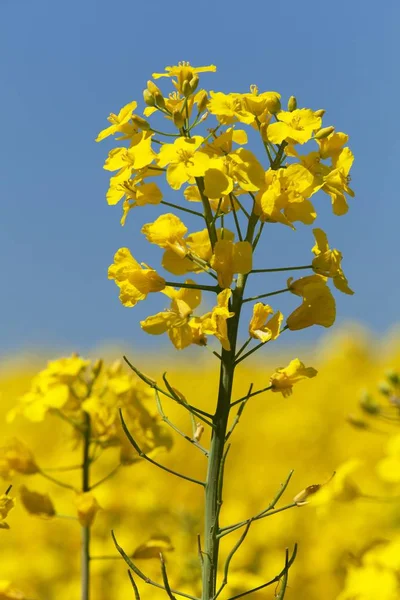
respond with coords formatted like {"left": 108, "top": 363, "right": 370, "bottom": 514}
{"left": 1, "top": 0, "right": 399, "bottom": 357}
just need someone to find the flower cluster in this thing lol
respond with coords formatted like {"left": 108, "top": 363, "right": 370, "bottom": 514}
{"left": 98, "top": 61, "right": 354, "bottom": 396}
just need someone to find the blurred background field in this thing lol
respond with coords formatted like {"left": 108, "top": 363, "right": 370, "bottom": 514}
{"left": 2, "top": 326, "right": 400, "bottom": 600}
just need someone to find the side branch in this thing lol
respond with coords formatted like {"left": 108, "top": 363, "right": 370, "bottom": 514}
{"left": 218, "top": 471, "right": 295, "bottom": 537}
{"left": 111, "top": 531, "right": 199, "bottom": 600}
{"left": 119, "top": 409, "right": 205, "bottom": 488}
{"left": 226, "top": 544, "right": 298, "bottom": 600}
{"left": 155, "top": 389, "right": 209, "bottom": 457}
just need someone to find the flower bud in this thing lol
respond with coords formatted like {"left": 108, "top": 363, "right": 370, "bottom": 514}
{"left": 293, "top": 483, "right": 321, "bottom": 506}
{"left": 314, "top": 109, "right": 326, "bottom": 118}
{"left": 189, "top": 74, "right": 199, "bottom": 94}
{"left": 196, "top": 90, "right": 209, "bottom": 112}
{"left": 386, "top": 370, "right": 400, "bottom": 386}
{"left": 378, "top": 381, "right": 391, "bottom": 396}
{"left": 92, "top": 359, "right": 103, "bottom": 378}
{"left": 265, "top": 95, "right": 281, "bottom": 114}
{"left": 143, "top": 89, "right": 156, "bottom": 107}
{"left": 193, "top": 423, "right": 204, "bottom": 443}
{"left": 172, "top": 109, "right": 185, "bottom": 129}
{"left": 154, "top": 92, "right": 166, "bottom": 109}
{"left": 147, "top": 81, "right": 162, "bottom": 96}
{"left": 287, "top": 96, "right": 297, "bottom": 111}
{"left": 131, "top": 115, "right": 151, "bottom": 131}
{"left": 347, "top": 414, "right": 369, "bottom": 429}
{"left": 182, "top": 80, "right": 191, "bottom": 97}
{"left": 314, "top": 126, "right": 335, "bottom": 140}
{"left": 359, "top": 391, "right": 380, "bottom": 415}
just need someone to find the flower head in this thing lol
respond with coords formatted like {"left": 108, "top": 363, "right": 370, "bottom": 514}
{"left": 108, "top": 248, "right": 165, "bottom": 307}
{"left": 249, "top": 303, "right": 283, "bottom": 343}
{"left": 312, "top": 228, "right": 353, "bottom": 294}
{"left": 270, "top": 358, "right": 317, "bottom": 397}
{"left": 286, "top": 274, "right": 336, "bottom": 330}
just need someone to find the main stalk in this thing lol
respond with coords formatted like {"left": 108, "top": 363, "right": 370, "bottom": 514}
{"left": 202, "top": 276, "right": 246, "bottom": 600}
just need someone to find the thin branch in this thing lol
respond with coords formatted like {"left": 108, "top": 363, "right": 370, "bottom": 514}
{"left": 231, "top": 194, "right": 250, "bottom": 219}
{"left": 164, "top": 281, "right": 219, "bottom": 293}
{"left": 219, "top": 471, "right": 295, "bottom": 537}
{"left": 275, "top": 549, "right": 290, "bottom": 599}
{"left": 155, "top": 389, "right": 209, "bottom": 456}
{"left": 229, "top": 194, "right": 243, "bottom": 241}
{"left": 111, "top": 531, "right": 199, "bottom": 600}
{"left": 197, "top": 534, "right": 204, "bottom": 566}
{"left": 230, "top": 385, "right": 272, "bottom": 407}
{"left": 225, "top": 384, "right": 253, "bottom": 442}
{"left": 252, "top": 222, "right": 264, "bottom": 251}
{"left": 162, "top": 373, "right": 214, "bottom": 424}
{"left": 234, "top": 338, "right": 251, "bottom": 362}
{"left": 251, "top": 265, "right": 312, "bottom": 274}
{"left": 119, "top": 409, "right": 205, "bottom": 487}
{"left": 128, "top": 570, "right": 141, "bottom": 600}
{"left": 38, "top": 469, "right": 76, "bottom": 491}
{"left": 161, "top": 200, "right": 205, "bottom": 219}
{"left": 242, "top": 288, "right": 290, "bottom": 304}
{"left": 226, "top": 544, "right": 297, "bottom": 600}
{"left": 214, "top": 520, "right": 253, "bottom": 600}
{"left": 160, "top": 553, "right": 176, "bottom": 600}
{"left": 235, "top": 341, "right": 266, "bottom": 366}
{"left": 90, "top": 464, "right": 121, "bottom": 490}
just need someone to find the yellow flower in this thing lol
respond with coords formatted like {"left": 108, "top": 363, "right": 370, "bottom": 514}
{"left": 162, "top": 228, "right": 234, "bottom": 276}
{"left": 317, "top": 131, "right": 349, "bottom": 160}
{"left": 255, "top": 164, "right": 317, "bottom": 228}
{"left": 0, "top": 494, "right": 14, "bottom": 530}
{"left": 1, "top": 439, "right": 39, "bottom": 475}
{"left": 249, "top": 303, "right": 283, "bottom": 343}
{"left": 210, "top": 239, "right": 253, "bottom": 288}
{"left": 377, "top": 434, "right": 400, "bottom": 483}
{"left": 203, "top": 148, "right": 264, "bottom": 199}
{"left": 96, "top": 100, "right": 138, "bottom": 142}
{"left": 322, "top": 147, "right": 355, "bottom": 215}
{"left": 157, "top": 136, "right": 210, "bottom": 189}
{"left": 207, "top": 92, "right": 255, "bottom": 125}
{"left": 267, "top": 108, "right": 322, "bottom": 145}
{"left": 108, "top": 248, "right": 165, "bottom": 307}
{"left": 270, "top": 358, "right": 317, "bottom": 397}
{"left": 20, "top": 486, "right": 56, "bottom": 519}
{"left": 0, "top": 581, "right": 28, "bottom": 599}
{"left": 312, "top": 228, "right": 354, "bottom": 294}
{"left": 241, "top": 88, "right": 281, "bottom": 118}
{"left": 286, "top": 274, "right": 336, "bottom": 330}
{"left": 200, "top": 289, "right": 235, "bottom": 350}
{"left": 141, "top": 283, "right": 203, "bottom": 350}
{"left": 120, "top": 182, "right": 163, "bottom": 225}
{"left": 338, "top": 565, "right": 399, "bottom": 600}
{"left": 152, "top": 62, "right": 216, "bottom": 93}
{"left": 104, "top": 132, "right": 156, "bottom": 178}
{"left": 141, "top": 214, "right": 188, "bottom": 257}
{"left": 75, "top": 492, "right": 101, "bottom": 527}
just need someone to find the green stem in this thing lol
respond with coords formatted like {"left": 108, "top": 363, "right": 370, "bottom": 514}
{"left": 81, "top": 412, "right": 91, "bottom": 600}
{"left": 202, "top": 210, "right": 259, "bottom": 600}
{"left": 251, "top": 265, "right": 312, "bottom": 274}
{"left": 195, "top": 177, "right": 217, "bottom": 248}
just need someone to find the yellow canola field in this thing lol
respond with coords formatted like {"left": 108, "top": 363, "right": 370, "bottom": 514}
{"left": 1, "top": 327, "right": 400, "bottom": 600}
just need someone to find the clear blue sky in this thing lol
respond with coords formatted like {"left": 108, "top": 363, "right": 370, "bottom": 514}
{"left": 1, "top": 0, "right": 399, "bottom": 357}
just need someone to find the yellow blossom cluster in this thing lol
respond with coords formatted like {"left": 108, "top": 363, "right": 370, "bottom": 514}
{"left": 98, "top": 61, "right": 354, "bottom": 363}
